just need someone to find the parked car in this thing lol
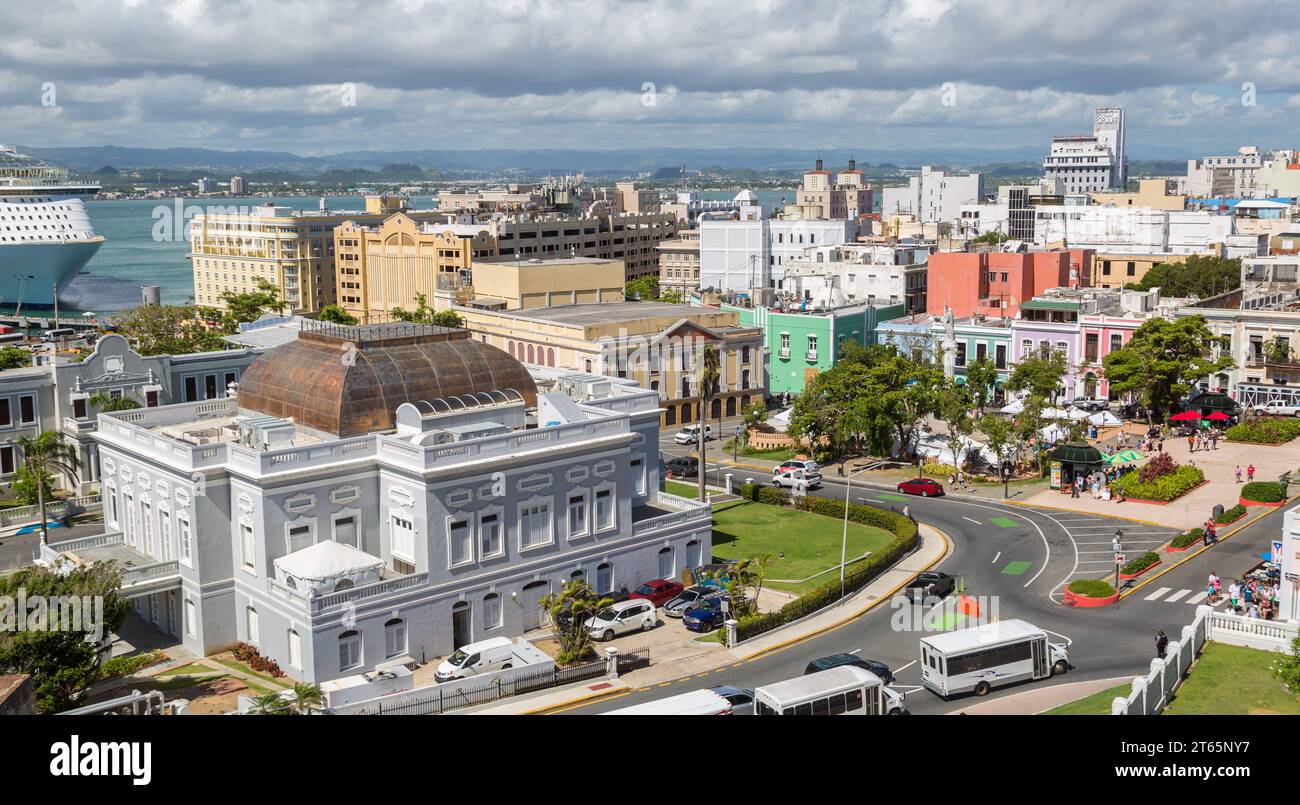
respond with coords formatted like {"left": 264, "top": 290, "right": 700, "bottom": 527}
{"left": 803, "top": 653, "right": 895, "bottom": 685}
{"left": 773, "top": 459, "right": 820, "bottom": 477}
{"left": 682, "top": 596, "right": 729, "bottom": 632}
{"left": 1253, "top": 401, "right": 1300, "bottom": 417}
{"left": 673, "top": 424, "right": 714, "bottom": 445}
{"left": 772, "top": 466, "right": 822, "bottom": 490}
{"left": 585, "top": 599, "right": 657, "bottom": 641}
{"left": 897, "top": 478, "right": 944, "bottom": 497}
{"left": 905, "top": 570, "right": 956, "bottom": 601}
{"left": 628, "top": 578, "right": 685, "bottom": 607}
{"left": 664, "top": 455, "right": 699, "bottom": 478}
{"left": 710, "top": 685, "right": 756, "bottom": 715}
{"left": 664, "top": 585, "right": 725, "bottom": 618}
{"left": 1069, "top": 397, "right": 1109, "bottom": 412}
{"left": 435, "top": 636, "right": 517, "bottom": 682}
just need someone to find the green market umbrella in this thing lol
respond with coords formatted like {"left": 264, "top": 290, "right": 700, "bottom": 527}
{"left": 1105, "top": 450, "right": 1143, "bottom": 464}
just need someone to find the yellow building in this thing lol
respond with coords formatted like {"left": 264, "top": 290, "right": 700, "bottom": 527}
{"left": 1088, "top": 179, "right": 1186, "bottom": 211}
{"left": 457, "top": 256, "right": 626, "bottom": 311}
{"left": 190, "top": 195, "right": 440, "bottom": 314}
{"left": 456, "top": 301, "right": 766, "bottom": 425}
{"left": 657, "top": 231, "right": 701, "bottom": 296}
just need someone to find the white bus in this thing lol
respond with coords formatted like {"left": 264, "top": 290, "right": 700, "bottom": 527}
{"left": 919, "top": 619, "right": 1070, "bottom": 699}
{"left": 604, "top": 686, "right": 753, "bottom": 715}
{"left": 753, "top": 666, "right": 906, "bottom": 715}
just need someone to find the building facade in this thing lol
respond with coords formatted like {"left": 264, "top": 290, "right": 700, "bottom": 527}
{"left": 657, "top": 231, "right": 702, "bottom": 297}
{"left": 881, "top": 166, "right": 983, "bottom": 226}
{"left": 1042, "top": 107, "right": 1127, "bottom": 193}
{"left": 699, "top": 218, "right": 857, "bottom": 294}
{"left": 787, "top": 159, "right": 873, "bottom": 222}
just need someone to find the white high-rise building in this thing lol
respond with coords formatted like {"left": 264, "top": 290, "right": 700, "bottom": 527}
{"left": 1043, "top": 107, "right": 1127, "bottom": 193}
{"left": 880, "top": 166, "right": 984, "bottom": 225}
{"left": 699, "top": 218, "right": 857, "bottom": 294}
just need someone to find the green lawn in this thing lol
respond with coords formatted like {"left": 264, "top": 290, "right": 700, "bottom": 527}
{"left": 1164, "top": 642, "right": 1300, "bottom": 715}
{"left": 709, "top": 500, "right": 896, "bottom": 594}
{"left": 665, "top": 480, "right": 705, "bottom": 500}
{"left": 1041, "top": 684, "right": 1131, "bottom": 715}
{"left": 721, "top": 441, "right": 798, "bottom": 463}
{"left": 160, "top": 662, "right": 221, "bottom": 678}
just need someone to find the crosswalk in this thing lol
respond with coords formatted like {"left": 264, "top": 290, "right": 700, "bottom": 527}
{"left": 1139, "top": 586, "right": 1227, "bottom": 607}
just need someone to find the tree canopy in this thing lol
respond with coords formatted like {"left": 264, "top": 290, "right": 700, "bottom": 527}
{"left": 108, "top": 304, "right": 229, "bottom": 356}
{"left": 1102, "top": 315, "right": 1234, "bottom": 421}
{"left": 1007, "top": 344, "right": 1068, "bottom": 402}
{"left": 1124, "top": 254, "right": 1240, "bottom": 298}
{"left": 316, "top": 305, "right": 358, "bottom": 325}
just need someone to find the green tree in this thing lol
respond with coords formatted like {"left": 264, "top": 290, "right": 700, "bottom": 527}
{"left": 1007, "top": 343, "right": 1068, "bottom": 403}
{"left": 700, "top": 556, "right": 771, "bottom": 620}
{"left": 1273, "top": 636, "right": 1300, "bottom": 696}
{"left": 219, "top": 278, "right": 286, "bottom": 329}
{"left": 1266, "top": 336, "right": 1293, "bottom": 365}
{"left": 390, "top": 292, "right": 463, "bottom": 326}
{"left": 977, "top": 412, "right": 1017, "bottom": 472}
{"left": 430, "top": 309, "right": 464, "bottom": 328}
{"left": 739, "top": 402, "right": 768, "bottom": 448}
{"left": 624, "top": 276, "right": 660, "bottom": 301}
{"left": 1102, "top": 315, "right": 1234, "bottom": 424}
{"left": 660, "top": 287, "right": 685, "bottom": 304}
{"left": 934, "top": 380, "right": 974, "bottom": 471}
{"left": 288, "top": 682, "right": 325, "bottom": 714}
{"left": 110, "top": 304, "right": 229, "bottom": 356}
{"left": 0, "top": 346, "right": 31, "bottom": 370}
{"left": 16, "top": 431, "right": 80, "bottom": 543}
{"left": 316, "top": 305, "right": 358, "bottom": 326}
{"left": 963, "top": 357, "right": 1000, "bottom": 412}
{"left": 970, "top": 230, "right": 1008, "bottom": 245}
{"left": 87, "top": 392, "right": 142, "bottom": 412}
{"left": 1124, "top": 254, "right": 1240, "bottom": 298}
{"left": 538, "top": 579, "right": 612, "bottom": 665}
{"left": 0, "top": 561, "right": 128, "bottom": 713}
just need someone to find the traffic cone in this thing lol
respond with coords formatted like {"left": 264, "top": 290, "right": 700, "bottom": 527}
{"left": 958, "top": 594, "right": 980, "bottom": 618}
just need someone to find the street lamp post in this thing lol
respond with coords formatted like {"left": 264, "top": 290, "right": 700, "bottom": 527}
{"left": 1113, "top": 528, "right": 1125, "bottom": 606}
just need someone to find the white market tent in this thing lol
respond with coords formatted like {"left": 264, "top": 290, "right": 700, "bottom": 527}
{"left": 1089, "top": 410, "right": 1123, "bottom": 427}
{"left": 1039, "top": 423, "right": 1071, "bottom": 443}
{"left": 274, "top": 540, "right": 384, "bottom": 596}
{"left": 999, "top": 400, "right": 1025, "bottom": 415}
{"left": 769, "top": 407, "right": 794, "bottom": 433}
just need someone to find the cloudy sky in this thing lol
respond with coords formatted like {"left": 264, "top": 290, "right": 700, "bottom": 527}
{"left": 3, "top": 0, "right": 1300, "bottom": 158}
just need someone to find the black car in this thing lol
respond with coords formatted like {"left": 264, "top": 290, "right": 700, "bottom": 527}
{"left": 905, "top": 571, "right": 956, "bottom": 601}
{"left": 803, "top": 653, "right": 895, "bottom": 685}
{"left": 664, "top": 456, "right": 699, "bottom": 478}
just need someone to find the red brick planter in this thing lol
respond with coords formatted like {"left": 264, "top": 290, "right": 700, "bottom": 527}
{"left": 1117, "top": 480, "right": 1208, "bottom": 505}
{"left": 1064, "top": 587, "right": 1120, "bottom": 607}
{"left": 1239, "top": 497, "right": 1284, "bottom": 508}
{"left": 1165, "top": 542, "right": 1194, "bottom": 553}
{"left": 1119, "top": 557, "right": 1161, "bottom": 580}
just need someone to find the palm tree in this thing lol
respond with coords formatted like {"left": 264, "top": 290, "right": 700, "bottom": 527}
{"left": 696, "top": 342, "right": 720, "bottom": 503}
{"left": 248, "top": 692, "right": 290, "bottom": 715}
{"left": 16, "top": 431, "right": 80, "bottom": 545}
{"left": 289, "top": 682, "right": 325, "bottom": 715}
{"left": 87, "top": 392, "right": 142, "bottom": 412}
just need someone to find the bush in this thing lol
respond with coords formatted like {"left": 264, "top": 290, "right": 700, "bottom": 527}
{"left": 98, "top": 649, "right": 166, "bottom": 680}
{"left": 1226, "top": 418, "right": 1300, "bottom": 444}
{"left": 1121, "top": 551, "right": 1160, "bottom": 575}
{"left": 1137, "top": 451, "right": 1178, "bottom": 484}
{"left": 230, "top": 641, "right": 286, "bottom": 678}
{"left": 1241, "top": 481, "right": 1286, "bottom": 503}
{"left": 1170, "top": 529, "right": 1202, "bottom": 549}
{"left": 1215, "top": 504, "right": 1247, "bottom": 523}
{"left": 737, "top": 483, "right": 791, "bottom": 505}
{"left": 923, "top": 462, "right": 958, "bottom": 477}
{"left": 1114, "top": 464, "right": 1204, "bottom": 502}
{"left": 732, "top": 493, "right": 918, "bottom": 642}
{"left": 1068, "top": 579, "right": 1116, "bottom": 597}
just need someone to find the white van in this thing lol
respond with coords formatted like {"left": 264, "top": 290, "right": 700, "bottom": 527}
{"left": 585, "top": 599, "right": 656, "bottom": 641}
{"left": 673, "top": 424, "right": 713, "bottom": 445}
{"left": 434, "top": 636, "right": 516, "bottom": 682}
{"left": 919, "top": 619, "right": 1070, "bottom": 699}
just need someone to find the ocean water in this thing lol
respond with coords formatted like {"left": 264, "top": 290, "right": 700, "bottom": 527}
{"left": 60, "top": 189, "right": 788, "bottom": 315}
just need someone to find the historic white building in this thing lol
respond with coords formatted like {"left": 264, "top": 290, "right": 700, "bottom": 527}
{"left": 1042, "top": 107, "right": 1127, "bottom": 193}
{"left": 881, "top": 166, "right": 984, "bottom": 226}
{"left": 699, "top": 217, "right": 857, "bottom": 294}
{"left": 45, "top": 322, "right": 710, "bottom": 683}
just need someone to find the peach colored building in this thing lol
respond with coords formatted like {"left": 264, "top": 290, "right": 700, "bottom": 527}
{"left": 925, "top": 249, "right": 1094, "bottom": 319}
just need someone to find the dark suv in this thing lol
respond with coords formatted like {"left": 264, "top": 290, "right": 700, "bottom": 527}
{"left": 803, "top": 653, "right": 895, "bottom": 684}
{"left": 664, "top": 456, "right": 699, "bottom": 478}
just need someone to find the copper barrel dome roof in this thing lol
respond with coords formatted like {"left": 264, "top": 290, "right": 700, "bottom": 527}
{"left": 237, "top": 321, "right": 538, "bottom": 438}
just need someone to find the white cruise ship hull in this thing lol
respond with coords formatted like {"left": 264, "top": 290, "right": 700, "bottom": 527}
{"left": 0, "top": 237, "right": 104, "bottom": 308}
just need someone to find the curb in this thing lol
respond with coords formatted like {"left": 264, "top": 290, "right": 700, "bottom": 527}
{"left": 1118, "top": 491, "right": 1300, "bottom": 600}
{"left": 1000, "top": 498, "right": 1166, "bottom": 528}
{"left": 734, "top": 523, "right": 954, "bottom": 663}
{"left": 518, "top": 680, "right": 630, "bottom": 715}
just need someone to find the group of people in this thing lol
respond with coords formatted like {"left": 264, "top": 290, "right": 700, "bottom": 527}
{"left": 1068, "top": 466, "right": 1128, "bottom": 502}
{"left": 1187, "top": 429, "right": 1221, "bottom": 452}
{"left": 1206, "top": 572, "right": 1279, "bottom": 619}
{"left": 1233, "top": 464, "right": 1257, "bottom": 483}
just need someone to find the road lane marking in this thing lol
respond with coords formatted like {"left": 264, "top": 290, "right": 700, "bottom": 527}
{"left": 893, "top": 660, "right": 919, "bottom": 674}
{"left": 991, "top": 551, "right": 1001, "bottom": 564}
{"left": 1144, "top": 587, "right": 1172, "bottom": 601}
{"left": 990, "top": 516, "right": 1018, "bottom": 528}
{"left": 848, "top": 648, "right": 861, "bottom": 654}
{"left": 1185, "top": 591, "right": 1209, "bottom": 604}
{"left": 1001, "top": 560, "right": 1031, "bottom": 575}
{"left": 963, "top": 516, "right": 981, "bottom": 525}
{"left": 1165, "top": 589, "right": 1192, "bottom": 603}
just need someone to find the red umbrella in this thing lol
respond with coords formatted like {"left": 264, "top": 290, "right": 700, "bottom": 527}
{"left": 1206, "top": 411, "right": 1231, "bottom": 421}
{"left": 1169, "top": 411, "right": 1202, "bottom": 422}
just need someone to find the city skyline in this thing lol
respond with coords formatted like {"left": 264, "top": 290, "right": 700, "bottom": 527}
{"left": 3, "top": 0, "right": 1300, "bottom": 157}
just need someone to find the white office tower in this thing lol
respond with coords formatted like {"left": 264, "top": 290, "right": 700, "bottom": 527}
{"left": 1043, "top": 107, "right": 1127, "bottom": 194}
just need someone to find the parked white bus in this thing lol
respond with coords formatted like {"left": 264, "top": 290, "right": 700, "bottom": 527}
{"left": 604, "top": 686, "right": 754, "bottom": 715}
{"left": 753, "top": 666, "right": 906, "bottom": 715}
{"left": 919, "top": 619, "right": 1070, "bottom": 699}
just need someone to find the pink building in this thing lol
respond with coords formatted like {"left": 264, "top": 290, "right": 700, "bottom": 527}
{"left": 927, "top": 249, "right": 1094, "bottom": 319}
{"left": 1078, "top": 312, "right": 1143, "bottom": 399}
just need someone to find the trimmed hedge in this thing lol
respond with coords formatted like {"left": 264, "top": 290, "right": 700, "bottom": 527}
{"left": 737, "top": 483, "right": 791, "bottom": 505}
{"left": 1241, "top": 481, "right": 1286, "bottom": 503}
{"left": 1170, "top": 529, "right": 1203, "bottom": 549}
{"left": 1215, "top": 504, "right": 1247, "bottom": 523}
{"left": 731, "top": 492, "right": 918, "bottom": 642}
{"left": 1068, "top": 579, "right": 1116, "bottom": 597}
{"left": 1113, "top": 464, "right": 1204, "bottom": 502}
{"left": 1120, "top": 551, "right": 1160, "bottom": 575}
{"left": 1226, "top": 418, "right": 1300, "bottom": 444}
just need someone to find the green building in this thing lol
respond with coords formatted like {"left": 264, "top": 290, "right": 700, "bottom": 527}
{"left": 724, "top": 301, "right": 906, "bottom": 396}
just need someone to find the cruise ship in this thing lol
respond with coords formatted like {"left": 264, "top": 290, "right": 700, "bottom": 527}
{"left": 0, "top": 145, "right": 103, "bottom": 309}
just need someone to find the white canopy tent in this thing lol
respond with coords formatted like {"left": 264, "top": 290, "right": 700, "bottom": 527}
{"left": 769, "top": 407, "right": 794, "bottom": 433}
{"left": 1039, "top": 423, "right": 1071, "bottom": 443}
{"left": 999, "top": 400, "right": 1025, "bottom": 415}
{"left": 274, "top": 540, "right": 385, "bottom": 596}
{"left": 1089, "top": 410, "right": 1123, "bottom": 427}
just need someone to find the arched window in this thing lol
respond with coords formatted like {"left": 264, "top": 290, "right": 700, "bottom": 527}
{"left": 527, "top": 344, "right": 535, "bottom": 364}
{"left": 483, "top": 593, "right": 501, "bottom": 629}
{"left": 338, "top": 629, "right": 361, "bottom": 671}
{"left": 547, "top": 347, "right": 555, "bottom": 367}
{"left": 596, "top": 563, "right": 612, "bottom": 594}
{"left": 685, "top": 540, "right": 701, "bottom": 571}
{"left": 658, "top": 547, "right": 674, "bottom": 579}
{"left": 384, "top": 618, "right": 406, "bottom": 659}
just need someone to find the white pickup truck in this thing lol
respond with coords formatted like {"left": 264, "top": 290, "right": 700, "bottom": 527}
{"left": 1252, "top": 401, "right": 1300, "bottom": 417}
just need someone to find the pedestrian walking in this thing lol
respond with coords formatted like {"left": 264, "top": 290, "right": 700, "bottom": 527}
{"left": 1188, "top": 434, "right": 1196, "bottom": 452}
{"left": 1235, "top": 464, "right": 1242, "bottom": 483}
{"left": 1155, "top": 630, "right": 1168, "bottom": 659}
{"left": 1247, "top": 464, "right": 1256, "bottom": 482}
{"left": 1228, "top": 580, "right": 1240, "bottom": 610}
{"left": 1211, "top": 431, "right": 1218, "bottom": 450}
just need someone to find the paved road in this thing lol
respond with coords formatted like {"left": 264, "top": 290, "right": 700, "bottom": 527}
{"left": 564, "top": 478, "right": 1286, "bottom": 715}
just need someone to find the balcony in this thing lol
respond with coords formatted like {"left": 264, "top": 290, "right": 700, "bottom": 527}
{"left": 39, "top": 531, "right": 181, "bottom": 598}
{"left": 805, "top": 350, "right": 818, "bottom": 362}
{"left": 631, "top": 490, "right": 712, "bottom": 537}
{"left": 778, "top": 347, "right": 791, "bottom": 360}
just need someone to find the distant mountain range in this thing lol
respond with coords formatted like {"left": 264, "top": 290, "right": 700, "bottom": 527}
{"left": 13, "top": 144, "right": 1192, "bottom": 178}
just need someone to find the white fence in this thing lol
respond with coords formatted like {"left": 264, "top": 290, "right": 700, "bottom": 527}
{"left": 1111, "top": 605, "right": 1299, "bottom": 715}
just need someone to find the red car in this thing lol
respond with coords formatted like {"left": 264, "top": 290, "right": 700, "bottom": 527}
{"left": 628, "top": 579, "right": 685, "bottom": 607}
{"left": 897, "top": 478, "right": 944, "bottom": 497}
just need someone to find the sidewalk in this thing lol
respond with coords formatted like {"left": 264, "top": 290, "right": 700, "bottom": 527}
{"left": 482, "top": 522, "right": 952, "bottom": 713}
{"left": 948, "top": 675, "right": 1132, "bottom": 715}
